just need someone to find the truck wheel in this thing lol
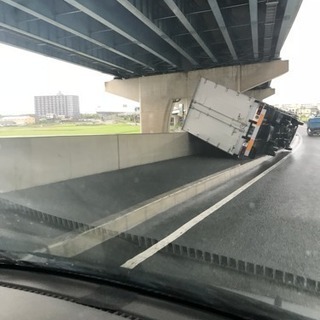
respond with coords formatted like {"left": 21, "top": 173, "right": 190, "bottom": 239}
{"left": 249, "top": 147, "right": 256, "bottom": 159}
{"left": 264, "top": 142, "right": 276, "bottom": 156}
{"left": 307, "top": 128, "right": 313, "bottom": 136}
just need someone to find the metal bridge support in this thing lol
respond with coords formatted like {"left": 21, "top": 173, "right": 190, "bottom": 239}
{"left": 105, "top": 60, "right": 288, "bottom": 133}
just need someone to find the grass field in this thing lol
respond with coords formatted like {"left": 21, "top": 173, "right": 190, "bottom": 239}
{"left": 0, "top": 123, "right": 141, "bottom": 137}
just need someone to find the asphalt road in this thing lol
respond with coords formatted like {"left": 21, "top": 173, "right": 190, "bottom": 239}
{"left": 2, "top": 127, "right": 320, "bottom": 298}
{"left": 0, "top": 151, "right": 244, "bottom": 253}
{"left": 75, "top": 127, "right": 320, "bottom": 284}
{"left": 172, "top": 127, "right": 320, "bottom": 279}
{"left": 1, "top": 127, "right": 320, "bottom": 317}
{"left": 2, "top": 154, "right": 240, "bottom": 224}
{"left": 173, "top": 133, "right": 320, "bottom": 278}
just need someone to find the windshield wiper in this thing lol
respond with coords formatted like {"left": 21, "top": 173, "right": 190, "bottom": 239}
{"left": 0, "top": 252, "right": 18, "bottom": 265}
{"left": 0, "top": 249, "right": 50, "bottom": 267}
{"left": 0, "top": 249, "right": 77, "bottom": 272}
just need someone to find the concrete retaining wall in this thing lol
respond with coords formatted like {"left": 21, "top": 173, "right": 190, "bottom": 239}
{"left": 0, "top": 132, "right": 193, "bottom": 193}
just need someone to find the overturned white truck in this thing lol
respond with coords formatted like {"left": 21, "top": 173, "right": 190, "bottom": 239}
{"left": 183, "top": 78, "right": 302, "bottom": 159}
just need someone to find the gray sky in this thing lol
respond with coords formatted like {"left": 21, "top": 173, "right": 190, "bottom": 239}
{"left": 0, "top": 45, "right": 138, "bottom": 115}
{"left": 0, "top": 0, "right": 316, "bottom": 115}
{"left": 265, "top": 0, "right": 318, "bottom": 105}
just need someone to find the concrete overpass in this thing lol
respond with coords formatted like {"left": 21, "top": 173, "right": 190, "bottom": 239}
{"left": 0, "top": 0, "right": 302, "bottom": 132}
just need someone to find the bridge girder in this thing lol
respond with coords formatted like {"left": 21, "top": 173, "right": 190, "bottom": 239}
{"left": 106, "top": 60, "right": 288, "bottom": 133}
{"left": 0, "top": 0, "right": 302, "bottom": 79}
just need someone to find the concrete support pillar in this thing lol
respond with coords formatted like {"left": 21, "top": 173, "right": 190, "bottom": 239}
{"left": 105, "top": 60, "right": 288, "bottom": 133}
{"left": 139, "top": 73, "right": 188, "bottom": 132}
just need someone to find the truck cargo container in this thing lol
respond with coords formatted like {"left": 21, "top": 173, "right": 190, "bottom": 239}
{"left": 183, "top": 78, "right": 302, "bottom": 158}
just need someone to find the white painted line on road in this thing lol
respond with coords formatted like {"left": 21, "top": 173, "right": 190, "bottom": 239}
{"left": 121, "top": 134, "right": 302, "bottom": 269}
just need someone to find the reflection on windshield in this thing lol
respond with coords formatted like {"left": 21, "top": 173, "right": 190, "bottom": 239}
{"left": 1, "top": 127, "right": 320, "bottom": 318}
{"left": 1, "top": 0, "right": 320, "bottom": 319}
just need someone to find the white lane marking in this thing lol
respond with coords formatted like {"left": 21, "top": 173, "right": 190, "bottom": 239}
{"left": 121, "top": 134, "right": 302, "bottom": 269}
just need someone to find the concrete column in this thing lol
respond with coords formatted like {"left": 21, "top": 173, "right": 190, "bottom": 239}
{"left": 105, "top": 60, "right": 288, "bottom": 133}
{"left": 139, "top": 73, "right": 188, "bottom": 132}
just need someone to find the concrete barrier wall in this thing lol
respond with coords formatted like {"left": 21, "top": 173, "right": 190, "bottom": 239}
{"left": 118, "top": 132, "right": 191, "bottom": 169}
{"left": 0, "top": 132, "right": 193, "bottom": 192}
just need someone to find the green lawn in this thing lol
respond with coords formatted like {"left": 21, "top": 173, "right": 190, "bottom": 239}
{"left": 0, "top": 123, "right": 141, "bottom": 137}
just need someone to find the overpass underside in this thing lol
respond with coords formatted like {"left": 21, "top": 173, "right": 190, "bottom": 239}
{"left": 106, "top": 60, "right": 288, "bottom": 133}
{"left": 0, "top": 0, "right": 302, "bottom": 133}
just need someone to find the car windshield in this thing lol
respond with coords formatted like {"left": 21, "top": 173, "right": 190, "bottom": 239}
{"left": 0, "top": 0, "right": 319, "bottom": 319}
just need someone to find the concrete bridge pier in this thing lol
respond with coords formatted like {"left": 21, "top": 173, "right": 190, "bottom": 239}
{"left": 105, "top": 60, "right": 288, "bottom": 133}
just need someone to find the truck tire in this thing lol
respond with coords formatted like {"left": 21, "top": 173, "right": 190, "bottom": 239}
{"left": 249, "top": 147, "right": 257, "bottom": 159}
{"left": 307, "top": 128, "right": 313, "bottom": 136}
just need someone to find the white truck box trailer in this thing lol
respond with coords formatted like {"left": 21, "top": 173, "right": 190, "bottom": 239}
{"left": 183, "top": 78, "right": 302, "bottom": 158}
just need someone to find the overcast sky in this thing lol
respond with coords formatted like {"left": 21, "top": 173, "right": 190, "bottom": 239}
{"left": 0, "top": 45, "right": 138, "bottom": 115}
{"left": 265, "top": 0, "right": 318, "bottom": 106}
{"left": 0, "top": 0, "right": 316, "bottom": 115}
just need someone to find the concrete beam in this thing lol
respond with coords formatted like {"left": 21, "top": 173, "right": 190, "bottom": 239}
{"left": 240, "top": 60, "right": 288, "bottom": 92}
{"left": 245, "top": 87, "right": 276, "bottom": 101}
{"left": 105, "top": 60, "right": 288, "bottom": 133}
{"left": 105, "top": 77, "right": 139, "bottom": 101}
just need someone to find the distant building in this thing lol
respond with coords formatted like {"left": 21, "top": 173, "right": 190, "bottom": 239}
{"left": 276, "top": 103, "right": 320, "bottom": 121}
{"left": 34, "top": 93, "right": 80, "bottom": 119}
{"left": 0, "top": 115, "right": 35, "bottom": 126}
